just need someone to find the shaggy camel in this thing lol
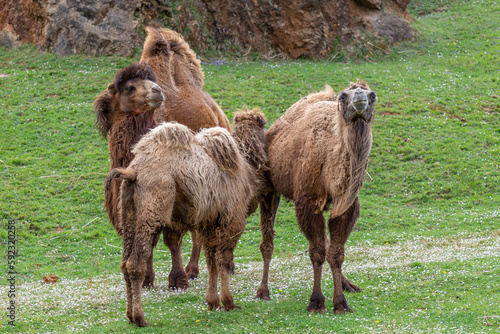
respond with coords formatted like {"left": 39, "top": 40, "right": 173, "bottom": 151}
{"left": 256, "top": 80, "right": 377, "bottom": 314}
{"left": 105, "top": 109, "right": 267, "bottom": 327}
{"left": 96, "top": 27, "right": 232, "bottom": 288}
{"left": 141, "top": 26, "right": 232, "bottom": 283}
{"left": 94, "top": 62, "right": 163, "bottom": 288}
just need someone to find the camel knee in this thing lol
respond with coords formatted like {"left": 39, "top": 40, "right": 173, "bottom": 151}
{"left": 259, "top": 240, "right": 274, "bottom": 258}
{"left": 217, "top": 249, "right": 234, "bottom": 272}
{"left": 309, "top": 247, "right": 326, "bottom": 265}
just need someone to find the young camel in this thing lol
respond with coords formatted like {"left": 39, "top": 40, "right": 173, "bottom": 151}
{"left": 256, "top": 80, "right": 377, "bottom": 314}
{"left": 106, "top": 109, "right": 268, "bottom": 327}
{"left": 141, "top": 26, "right": 232, "bottom": 283}
{"left": 94, "top": 62, "right": 163, "bottom": 288}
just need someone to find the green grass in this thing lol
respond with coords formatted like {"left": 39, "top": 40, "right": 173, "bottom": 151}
{"left": 1, "top": 0, "right": 500, "bottom": 332}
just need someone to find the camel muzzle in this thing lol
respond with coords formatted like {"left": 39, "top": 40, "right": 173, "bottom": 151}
{"left": 146, "top": 84, "right": 164, "bottom": 108}
{"left": 351, "top": 91, "right": 368, "bottom": 113}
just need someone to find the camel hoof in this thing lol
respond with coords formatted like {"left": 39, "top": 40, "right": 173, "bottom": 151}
{"left": 168, "top": 269, "right": 189, "bottom": 290}
{"left": 334, "top": 307, "right": 353, "bottom": 314}
{"left": 185, "top": 264, "right": 199, "bottom": 280}
{"left": 131, "top": 316, "right": 150, "bottom": 327}
{"left": 136, "top": 319, "right": 150, "bottom": 327}
{"left": 307, "top": 292, "right": 326, "bottom": 313}
{"left": 255, "top": 287, "right": 271, "bottom": 300}
{"left": 334, "top": 295, "right": 353, "bottom": 314}
{"left": 307, "top": 304, "right": 327, "bottom": 314}
{"left": 208, "top": 302, "right": 222, "bottom": 311}
{"left": 142, "top": 279, "right": 155, "bottom": 289}
{"left": 224, "top": 303, "right": 241, "bottom": 311}
{"left": 342, "top": 275, "right": 361, "bottom": 293}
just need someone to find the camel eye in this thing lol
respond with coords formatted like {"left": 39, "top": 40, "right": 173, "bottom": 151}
{"left": 339, "top": 93, "right": 348, "bottom": 102}
{"left": 126, "top": 86, "right": 136, "bottom": 93}
{"left": 369, "top": 92, "right": 377, "bottom": 102}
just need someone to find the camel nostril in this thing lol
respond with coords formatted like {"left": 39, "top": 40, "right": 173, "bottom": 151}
{"left": 151, "top": 84, "right": 162, "bottom": 93}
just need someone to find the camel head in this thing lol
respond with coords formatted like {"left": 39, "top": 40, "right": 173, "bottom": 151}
{"left": 232, "top": 108, "right": 269, "bottom": 172}
{"left": 338, "top": 79, "right": 377, "bottom": 123}
{"left": 94, "top": 62, "right": 164, "bottom": 138}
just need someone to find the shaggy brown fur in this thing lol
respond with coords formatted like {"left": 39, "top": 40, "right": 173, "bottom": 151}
{"left": 94, "top": 62, "right": 163, "bottom": 234}
{"left": 105, "top": 109, "right": 267, "bottom": 327}
{"left": 94, "top": 62, "right": 163, "bottom": 288}
{"left": 256, "top": 80, "right": 376, "bottom": 314}
{"left": 140, "top": 26, "right": 232, "bottom": 281}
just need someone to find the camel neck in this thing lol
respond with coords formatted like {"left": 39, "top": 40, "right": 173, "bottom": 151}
{"left": 233, "top": 127, "right": 268, "bottom": 173}
{"left": 331, "top": 119, "right": 372, "bottom": 217}
{"left": 109, "top": 111, "right": 157, "bottom": 168}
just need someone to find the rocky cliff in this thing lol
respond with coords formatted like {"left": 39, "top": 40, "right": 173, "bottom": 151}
{"left": 0, "top": 0, "right": 414, "bottom": 59}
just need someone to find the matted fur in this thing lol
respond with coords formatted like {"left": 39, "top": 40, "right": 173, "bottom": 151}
{"left": 256, "top": 80, "right": 377, "bottom": 314}
{"left": 106, "top": 109, "right": 268, "bottom": 327}
{"left": 140, "top": 26, "right": 231, "bottom": 132}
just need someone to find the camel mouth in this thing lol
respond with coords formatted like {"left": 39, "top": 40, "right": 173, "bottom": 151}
{"left": 351, "top": 99, "right": 368, "bottom": 112}
{"left": 146, "top": 99, "right": 164, "bottom": 108}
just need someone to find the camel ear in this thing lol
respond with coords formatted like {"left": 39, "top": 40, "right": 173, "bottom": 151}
{"left": 107, "top": 82, "right": 117, "bottom": 95}
{"left": 94, "top": 91, "right": 113, "bottom": 138}
{"left": 254, "top": 113, "right": 267, "bottom": 128}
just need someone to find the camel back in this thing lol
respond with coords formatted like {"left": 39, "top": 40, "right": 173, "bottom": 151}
{"left": 141, "top": 27, "right": 204, "bottom": 93}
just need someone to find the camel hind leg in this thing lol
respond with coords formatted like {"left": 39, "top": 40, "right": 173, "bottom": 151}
{"left": 184, "top": 231, "right": 201, "bottom": 280}
{"left": 143, "top": 233, "right": 160, "bottom": 288}
{"left": 326, "top": 197, "right": 360, "bottom": 314}
{"left": 163, "top": 226, "right": 190, "bottom": 289}
{"left": 256, "top": 191, "right": 280, "bottom": 300}
{"left": 122, "top": 227, "right": 161, "bottom": 327}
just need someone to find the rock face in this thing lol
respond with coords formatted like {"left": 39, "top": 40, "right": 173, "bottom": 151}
{"left": 0, "top": 0, "right": 414, "bottom": 59}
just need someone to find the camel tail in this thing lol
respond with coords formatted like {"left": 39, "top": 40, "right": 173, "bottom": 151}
{"left": 105, "top": 168, "right": 137, "bottom": 192}
{"left": 104, "top": 168, "right": 137, "bottom": 235}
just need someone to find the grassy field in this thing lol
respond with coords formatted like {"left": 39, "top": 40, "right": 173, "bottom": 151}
{"left": 1, "top": 0, "right": 499, "bottom": 332}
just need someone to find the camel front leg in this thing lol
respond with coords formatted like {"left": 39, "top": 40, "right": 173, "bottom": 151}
{"left": 295, "top": 195, "right": 327, "bottom": 313}
{"left": 163, "top": 226, "right": 189, "bottom": 289}
{"left": 327, "top": 197, "right": 360, "bottom": 314}
{"left": 204, "top": 246, "right": 221, "bottom": 310}
{"left": 217, "top": 248, "right": 240, "bottom": 311}
{"left": 256, "top": 191, "right": 280, "bottom": 300}
{"left": 184, "top": 231, "right": 201, "bottom": 280}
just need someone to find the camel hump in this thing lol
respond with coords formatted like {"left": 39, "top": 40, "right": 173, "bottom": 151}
{"left": 302, "top": 85, "right": 336, "bottom": 104}
{"left": 132, "top": 122, "right": 195, "bottom": 155}
{"left": 141, "top": 26, "right": 204, "bottom": 87}
{"left": 276, "top": 85, "right": 336, "bottom": 125}
{"left": 196, "top": 127, "right": 241, "bottom": 176}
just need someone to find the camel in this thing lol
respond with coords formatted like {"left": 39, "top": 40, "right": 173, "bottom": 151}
{"left": 256, "top": 80, "right": 377, "bottom": 314}
{"left": 141, "top": 26, "right": 232, "bottom": 282}
{"left": 95, "top": 26, "right": 232, "bottom": 289}
{"left": 94, "top": 62, "right": 164, "bottom": 288}
{"left": 105, "top": 109, "right": 268, "bottom": 327}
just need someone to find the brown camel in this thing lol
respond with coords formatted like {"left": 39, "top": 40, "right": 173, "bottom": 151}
{"left": 256, "top": 80, "right": 377, "bottom": 314}
{"left": 96, "top": 26, "right": 232, "bottom": 289}
{"left": 105, "top": 109, "right": 268, "bottom": 327}
{"left": 141, "top": 26, "right": 231, "bottom": 282}
{"left": 94, "top": 62, "right": 163, "bottom": 288}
